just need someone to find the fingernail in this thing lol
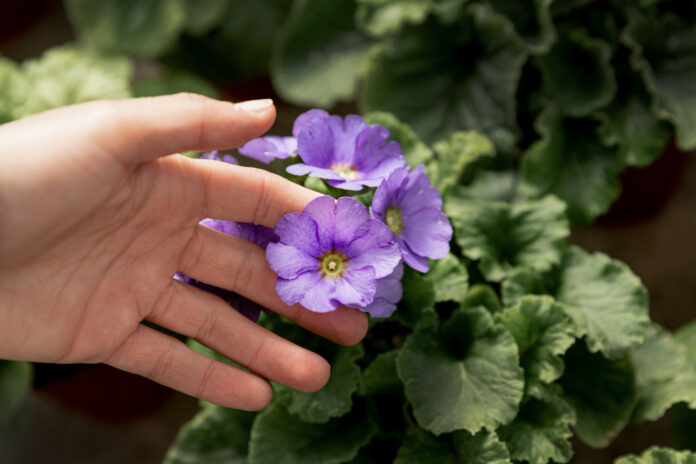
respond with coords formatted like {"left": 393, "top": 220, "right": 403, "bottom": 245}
{"left": 235, "top": 99, "right": 274, "bottom": 113}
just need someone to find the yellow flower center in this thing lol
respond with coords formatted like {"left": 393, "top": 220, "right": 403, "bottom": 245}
{"left": 385, "top": 206, "right": 404, "bottom": 235}
{"left": 330, "top": 163, "right": 360, "bottom": 181}
{"left": 319, "top": 251, "right": 348, "bottom": 278}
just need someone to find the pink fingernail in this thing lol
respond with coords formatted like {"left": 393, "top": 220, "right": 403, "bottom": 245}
{"left": 235, "top": 99, "right": 274, "bottom": 113}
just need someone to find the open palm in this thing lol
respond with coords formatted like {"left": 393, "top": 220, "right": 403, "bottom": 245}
{"left": 0, "top": 94, "right": 367, "bottom": 410}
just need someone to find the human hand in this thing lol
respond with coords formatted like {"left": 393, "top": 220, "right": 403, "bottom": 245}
{"left": 0, "top": 93, "right": 368, "bottom": 410}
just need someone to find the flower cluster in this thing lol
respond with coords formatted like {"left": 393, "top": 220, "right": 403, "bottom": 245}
{"left": 241, "top": 110, "right": 453, "bottom": 317}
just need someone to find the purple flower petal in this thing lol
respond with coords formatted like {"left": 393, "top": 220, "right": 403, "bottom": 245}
{"left": 302, "top": 196, "right": 336, "bottom": 250}
{"left": 400, "top": 241, "right": 430, "bottom": 272}
{"left": 349, "top": 242, "right": 401, "bottom": 279}
{"left": 286, "top": 163, "right": 344, "bottom": 180}
{"left": 401, "top": 208, "right": 452, "bottom": 259}
{"left": 274, "top": 213, "right": 322, "bottom": 257}
{"left": 297, "top": 118, "right": 335, "bottom": 168}
{"left": 352, "top": 262, "right": 403, "bottom": 318}
{"left": 238, "top": 136, "right": 297, "bottom": 164}
{"left": 276, "top": 271, "right": 323, "bottom": 307}
{"left": 339, "top": 267, "right": 377, "bottom": 307}
{"left": 327, "top": 114, "right": 368, "bottom": 165}
{"left": 221, "top": 155, "right": 238, "bottom": 165}
{"left": 352, "top": 126, "right": 403, "bottom": 173}
{"left": 301, "top": 278, "right": 341, "bottom": 313}
{"left": 200, "top": 150, "right": 219, "bottom": 160}
{"left": 333, "top": 196, "right": 371, "bottom": 249}
{"left": 200, "top": 219, "right": 277, "bottom": 249}
{"left": 292, "top": 109, "right": 329, "bottom": 138}
{"left": 266, "top": 243, "right": 318, "bottom": 280}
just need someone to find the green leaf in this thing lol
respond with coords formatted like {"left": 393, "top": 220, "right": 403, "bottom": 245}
{"left": 132, "top": 68, "right": 220, "bottom": 98}
{"left": 498, "top": 295, "right": 575, "bottom": 387}
{"left": 164, "top": 404, "right": 255, "bottom": 464}
{"left": 597, "top": 72, "right": 671, "bottom": 167}
{"left": 427, "top": 131, "right": 495, "bottom": 195}
{"left": 13, "top": 45, "right": 132, "bottom": 119}
{"left": 363, "top": 111, "right": 433, "bottom": 166}
{"left": 555, "top": 246, "right": 650, "bottom": 359}
{"left": 615, "top": 447, "right": 696, "bottom": 464}
{"left": 360, "top": 5, "right": 528, "bottom": 151}
{"left": 454, "top": 170, "right": 521, "bottom": 203}
{"left": 271, "top": 0, "right": 374, "bottom": 107}
{"left": 65, "top": 0, "right": 187, "bottom": 57}
{"left": 463, "top": 284, "right": 502, "bottom": 314}
{"left": 182, "top": 0, "right": 229, "bottom": 35}
{"left": 501, "top": 268, "right": 547, "bottom": 307}
{"left": 397, "top": 306, "right": 524, "bottom": 435}
{"left": 359, "top": 350, "right": 402, "bottom": 396}
{"left": 674, "top": 319, "right": 696, "bottom": 370}
{"left": 536, "top": 27, "right": 616, "bottom": 117}
{"left": 623, "top": 11, "right": 696, "bottom": 150}
{"left": 248, "top": 400, "right": 378, "bottom": 464}
{"left": 394, "top": 429, "right": 511, "bottom": 464}
{"left": 481, "top": 0, "right": 556, "bottom": 54}
{"left": 391, "top": 268, "right": 437, "bottom": 330}
{"left": 521, "top": 106, "right": 623, "bottom": 224}
{"left": 0, "top": 57, "right": 27, "bottom": 124}
{"left": 445, "top": 194, "right": 569, "bottom": 281}
{"left": 497, "top": 388, "right": 575, "bottom": 464}
{"left": 0, "top": 360, "right": 32, "bottom": 427}
{"left": 559, "top": 340, "right": 637, "bottom": 448}
{"left": 356, "top": 0, "right": 466, "bottom": 37}
{"left": 631, "top": 324, "right": 696, "bottom": 422}
{"left": 425, "top": 254, "right": 469, "bottom": 304}
{"left": 276, "top": 344, "right": 363, "bottom": 423}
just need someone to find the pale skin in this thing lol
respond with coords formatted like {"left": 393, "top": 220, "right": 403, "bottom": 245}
{"left": 0, "top": 93, "right": 368, "bottom": 410}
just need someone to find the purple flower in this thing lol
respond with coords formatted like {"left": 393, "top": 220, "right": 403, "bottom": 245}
{"left": 285, "top": 111, "right": 405, "bottom": 191}
{"left": 266, "top": 196, "right": 401, "bottom": 313}
{"left": 200, "top": 150, "right": 238, "bottom": 164}
{"left": 360, "top": 262, "right": 403, "bottom": 318}
{"left": 175, "top": 219, "right": 277, "bottom": 322}
{"left": 238, "top": 137, "right": 297, "bottom": 164}
{"left": 371, "top": 166, "right": 452, "bottom": 273}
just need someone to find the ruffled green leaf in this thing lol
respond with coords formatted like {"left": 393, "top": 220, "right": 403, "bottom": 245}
{"left": 481, "top": 0, "right": 556, "bottom": 54}
{"left": 248, "top": 400, "right": 378, "bottom": 464}
{"left": 674, "top": 319, "right": 696, "bottom": 370}
{"left": 623, "top": 11, "right": 696, "bottom": 150}
{"left": 427, "top": 131, "right": 495, "bottom": 195}
{"left": 497, "top": 387, "right": 575, "bottom": 464}
{"left": 555, "top": 246, "right": 650, "bottom": 359}
{"left": 164, "top": 404, "right": 255, "bottom": 464}
{"left": 445, "top": 194, "right": 569, "bottom": 281}
{"left": 132, "top": 68, "right": 220, "bottom": 98}
{"left": 559, "top": 340, "right": 637, "bottom": 448}
{"left": 425, "top": 254, "right": 469, "bottom": 304}
{"left": 363, "top": 112, "right": 433, "bottom": 166}
{"left": 359, "top": 350, "right": 402, "bottom": 396}
{"left": 398, "top": 306, "right": 524, "bottom": 435}
{"left": 615, "top": 447, "right": 696, "bottom": 464}
{"left": 536, "top": 27, "right": 616, "bottom": 117}
{"left": 391, "top": 268, "right": 437, "bottom": 329}
{"left": 12, "top": 46, "right": 132, "bottom": 120}
{"left": 455, "top": 170, "right": 521, "bottom": 203}
{"left": 463, "top": 284, "right": 502, "bottom": 314}
{"left": 501, "top": 268, "right": 547, "bottom": 307}
{"left": 271, "top": 0, "right": 373, "bottom": 107}
{"left": 632, "top": 324, "right": 696, "bottom": 422}
{"left": 360, "top": 5, "right": 527, "bottom": 151}
{"left": 356, "top": 0, "right": 465, "bottom": 37}
{"left": 65, "top": 0, "right": 187, "bottom": 57}
{"left": 0, "top": 360, "right": 32, "bottom": 427}
{"left": 498, "top": 296, "right": 575, "bottom": 387}
{"left": 521, "top": 107, "right": 623, "bottom": 224}
{"left": 597, "top": 72, "right": 671, "bottom": 167}
{"left": 394, "top": 428, "right": 511, "bottom": 464}
{"left": 0, "top": 57, "right": 27, "bottom": 124}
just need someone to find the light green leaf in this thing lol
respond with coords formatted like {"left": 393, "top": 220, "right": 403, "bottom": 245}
{"left": 248, "top": 400, "right": 378, "bottom": 464}
{"left": 391, "top": 268, "right": 437, "bottom": 330}
{"left": 427, "top": 131, "right": 495, "bottom": 195}
{"left": 0, "top": 360, "right": 32, "bottom": 427}
{"left": 454, "top": 170, "right": 521, "bottom": 203}
{"left": 559, "top": 340, "right": 637, "bottom": 448}
{"left": 425, "top": 254, "right": 469, "bottom": 304}
{"left": 359, "top": 350, "right": 402, "bottom": 396}
{"left": 521, "top": 106, "right": 623, "bottom": 225}
{"left": 501, "top": 268, "right": 547, "bottom": 307}
{"left": 132, "top": 68, "right": 220, "bottom": 98}
{"left": 363, "top": 111, "right": 433, "bottom": 166}
{"left": 463, "top": 284, "right": 502, "bottom": 314}
{"left": 597, "top": 73, "right": 671, "bottom": 167}
{"left": 271, "top": 0, "right": 374, "bottom": 107}
{"left": 360, "top": 5, "right": 527, "bottom": 151}
{"left": 498, "top": 295, "right": 575, "bottom": 387}
{"left": 164, "top": 404, "right": 255, "bottom": 464}
{"left": 276, "top": 344, "right": 363, "bottom": 423}
{"left": 445, "top": 194, "right": 569, "bottom": 281}
{"left": 356, "top": 0, "right": 465, "bottom": 37}
{"left": 536, "top": 27, "right": 616, "bottom": 117}
{"left": 623, "top": 11, "right": 696, "bottom": 150}
{"left": 395, "top": 428, "right": 511, "bottom": 464}
{"left": 555, "top": 246, "right": 650, "bottom": 359}
{"left": 13, "top": 45, "right": 132, "bottom": 119}
{"left": 615, "top": 447, "right": 696, "bottom": 464}
{"left": 481, "top": 0, "right": 556, "bottom": 54}
{"left": 632, "top": 324, "right": 696, "bottom": 422}
{"left": 0, "top": 57, "right": 27, "bottom": 124}
{"left": 674, "top": 319, "right": 696, "bottom": 370}
{"left": 398, "top": 306, "right": 524, "bottom": 435}
{"left": 65, "top": 0, "right": 186, "bottom": 57}
{"left": 182, "top": 0, "right": 229, "bottom": 35}
{"left": 498, "top": 388, "right": 575, "bottom": 464}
